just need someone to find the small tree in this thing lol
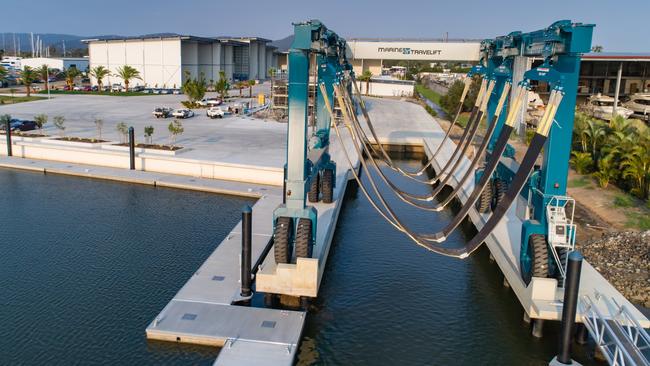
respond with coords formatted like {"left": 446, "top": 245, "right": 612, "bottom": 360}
{"left": 167, "top": 119, "right": 184, "bottom": 147}
{"left": 570, "top": 151, "right": 593, "bottom": 175}
{"left": 0, "top": 114, "right": 10, "bottom": 131}
{"left": 215, "top": 71, "right": 230, "bottom": 102}
{"left": 234, "top": 81, "right": 245, "bottom": 97}
{"left": 21, "top": 66, "right": 37, "bottom": 97}
{"left": 247, "top": 79, "right": 256, "bottom": 98}
{"left": 116, "top": 122, "right": 129, "bottom": 143}
{"left": 144, "top": 125, "right": 154, "bottom": 145}
{"left": 34, "top": 114, "right": 48, "bottom": 134}
{"left": 94, "top": 118, "right": 104, "bottom": 141}
{"left": 53, "top": 115, "right": 66, "bottom": 137}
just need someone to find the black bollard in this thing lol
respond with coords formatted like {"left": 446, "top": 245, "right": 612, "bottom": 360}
{"left": 241, "top": 205, "right": 252, "bottom": 298}
{"left": 557, "top": 251, "right": 583, "bottom": 364}
{"left": 128, "top": 126, "right": 135, "bottom": 170}
{"left": 5, "top": 118, "right": 12, "bottom": 157}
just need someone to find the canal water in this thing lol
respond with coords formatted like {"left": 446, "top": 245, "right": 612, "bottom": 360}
{"left": 0, "top": 165, "right": 599, "bottom": 365}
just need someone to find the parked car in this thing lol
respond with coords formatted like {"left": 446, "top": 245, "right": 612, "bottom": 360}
{"left": 152, "top": 88, "right": 161, "bottom": 94}
{"left": 582, "top": 94, "right": 633, "bottom": 120}
{"left": 152, "top": 107, "right": 173, "bottom": 118}
{"left": 142, "top": 88, "right": 152, "bottom": 94}
{"left": 131, "top": 85, "right": 144, "bottom": 92}
{"left": 198, "top": 98, "right": 222, "bottom": 107}
{"left": 172, "top": 89, "right": 181, "bottom": 95}
{"left": 17, "top": 120, "right": 37, "bottom": 131}
{"left": 172, "top": 109, "right": 195, "bottom": 119}
{"left": 623, "top": 93, "right": 650, "bottom": 122}
{"left": 207, "top": 106, "right": 227, "bottom": 119}
{"left": 160, "top": 89, "right": 170, "bottom": 95}
{"left": 73, "top": 85, "right": 83, "bottom": 91}
{"left": 83, "top": 86, "right": 93, "bottom": 92}
{"left": 111, "top": 84, "right": 123, "bottom": 92}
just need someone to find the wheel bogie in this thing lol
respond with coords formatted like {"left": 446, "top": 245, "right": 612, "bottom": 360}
{"left": 520, "top": 234, "right": 549, "bottom": 285}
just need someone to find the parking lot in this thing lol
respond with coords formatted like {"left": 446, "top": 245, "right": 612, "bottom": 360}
{"left": 0, "top": 83, "right": 286, "bottom": 168}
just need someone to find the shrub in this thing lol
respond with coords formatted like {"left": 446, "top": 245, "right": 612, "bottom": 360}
{"left": 34, "top": 114, "right": 48, "bottom": 134}
{"left": 144, "top": 125, "right": 154, "bottom": 145}
{"left": 424, "top": 105, "right": 437, "bottom": 117}
{"left": 168, "top": 119, "right": 184, "bottom": 147}
{"left": 613, "top": 194, "right": 634, "bottom": 208}
{"left": 593, "top": 156, "right": 618, "bottom": 188}
{"left": 116, "top": 122, "right": 128, "bottom": 143}
{"left": 53, "top": 115, "right": 65, "bottom": 137}
{"left": 570, "top": 151, "right": 593, "bottom": 175}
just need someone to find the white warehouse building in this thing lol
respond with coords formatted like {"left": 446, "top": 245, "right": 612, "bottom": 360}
{"left": 84, "top": 35, "right": 278, "bottom": 89}
{"left": 17, "top": 57, "right": 89, "bottom": 71}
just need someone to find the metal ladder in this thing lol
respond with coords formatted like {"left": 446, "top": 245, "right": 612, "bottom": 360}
{"left": 580, "top": 291, "right": 650, "bottom": 366}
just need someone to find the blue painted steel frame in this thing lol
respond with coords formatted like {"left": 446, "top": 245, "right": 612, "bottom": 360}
{"left": 274, "top": 20, "right": 351, "bottom": 244}
{"left": 481, "top": 20, "right": 593, "bottom": 273}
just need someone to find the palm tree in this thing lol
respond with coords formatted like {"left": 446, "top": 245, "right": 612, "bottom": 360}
{"left": 573, "top": 112, "right": 590, "bottom": 152}
{"left": 215, "top": 71, "right": 230, "bottom": 102}
{"left": 268, "top": 67, "right": 276, "bottom": 91}
{"left": 621, "top": 145, "right": 650, "bottom": 199}
{"left": 247, "top": 80, "right": 256, "bottom": 98}
{"left": 37, "top": 65, "right": 51, "bottom": 92}
{"left": 357, "top": 70, "right": 373, "bottom": 95}
{"left": 570, "top": 151, "right": 593, "bottom": 174}
{"left": 89, "top": 66, "right": 111, "bottom": 92}
{"left": 593, "top": 155, "right": 618, "bottom": 188}
{"left": 582, "top": 119, "right": 607, "bottom": 164}
{"left": 21, "top": 66, "right": 37, "bottom": 97}
{"left": 64, "top": 67, "right": 81, "bottom": 90}
{"left": 114, "top": 65, "right": 142, "bottom": 92}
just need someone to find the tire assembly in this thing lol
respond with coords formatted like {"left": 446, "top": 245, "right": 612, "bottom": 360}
{"left": 308, "top": 173, "right": 320, "bottom": 203}
{"left": 491, "top": 178, "right": 507, "bottom": 211}
{"left": 475, "top": 179, "right": 493, "bottom": 214}
{"left": 322, "top": 168, "right": 334, "bottom": 204}
{"left": 273, "top": 217, "right": 293, "bottom": 264}
{"left": 520, "top": 234, "right": 549, "bottom": 285}
{"left": 294, "top": 218, "right": 313, "bottom": 259}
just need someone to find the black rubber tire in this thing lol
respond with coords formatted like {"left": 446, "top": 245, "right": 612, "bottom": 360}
{"left": 294, "top": 218, "right": 313, "bottom": 260}
{"left": 491, "top": 178, "right": 507, "bottom": 212}
{"left": 521, "top": 234, "right": 549, "bottom": 285}
{"left": 475, "top": 179, "right": 493, "bottom": 214}
{"left": 307, "top": 173, "right": 320, "bottom": 203}
{"left": 322, "top": 169, "right": 334, "bottom": 204}
{"left": 273, "top": 217, "right": 293, "bottom": 264}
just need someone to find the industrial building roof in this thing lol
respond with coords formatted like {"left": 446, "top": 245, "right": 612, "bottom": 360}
{"left": 582, "top": 52, "right": 650, "bottom": 61}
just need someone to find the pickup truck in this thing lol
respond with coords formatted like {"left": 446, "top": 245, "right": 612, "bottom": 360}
{"left": 152, "top": 107, "right": 173, "bottom": 118}
{"left": 172, "top": 109, "right": 195, "bottom": 119}
{"left": 197, "top": 98, "right": 222, "bottom": 107}
{"left": 206, "top": 106, "right": 228, "bottom": 119}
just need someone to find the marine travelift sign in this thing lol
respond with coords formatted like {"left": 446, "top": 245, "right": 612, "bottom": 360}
{"left": 377, "top": 47, "right": 442, "bottom": 56}
{"left": 347, "top": 41, "right": 480, "bottom": 61}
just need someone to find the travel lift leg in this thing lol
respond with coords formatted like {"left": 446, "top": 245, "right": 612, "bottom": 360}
{"left": 271, "top": 20, "right": 347, "bottom": 306}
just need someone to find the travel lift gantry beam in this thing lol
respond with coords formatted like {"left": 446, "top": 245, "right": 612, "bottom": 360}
{"left": 271, "top": 21, "right": 351, "bottom": 273}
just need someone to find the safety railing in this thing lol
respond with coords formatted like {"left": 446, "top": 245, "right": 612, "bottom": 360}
{"left": 580, "top": 291, "right": 650, "bottom": 366}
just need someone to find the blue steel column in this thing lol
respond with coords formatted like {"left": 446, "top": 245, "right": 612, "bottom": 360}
{"left": 486, "top": 64, "right": 511, "bottom": 152}
{"left": 315, "top": 54, "right": 334, "bottom": 144}
{"left": 285, "top": 49, "right": 310, "bottom": 210}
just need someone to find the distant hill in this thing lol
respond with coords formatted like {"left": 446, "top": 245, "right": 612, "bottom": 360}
{"left": 270, "top": 35, "right": 293, "bottom": 52}
{"left": 0, "top": 32, "right": 181, "bottom": 56}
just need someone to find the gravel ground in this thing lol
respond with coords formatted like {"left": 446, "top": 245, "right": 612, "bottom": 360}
{"left": 580, "top": 231, "right": 650, "bottom": 307}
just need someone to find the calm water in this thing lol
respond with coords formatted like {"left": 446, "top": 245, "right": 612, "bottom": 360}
{"left": 0, "top": 163, "right": 599, "bottom": 365}
{"left": 0, "top": 169, "right": 253, "bottom": 365}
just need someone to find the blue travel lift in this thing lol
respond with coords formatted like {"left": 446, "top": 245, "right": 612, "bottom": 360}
{"left": 272, "top": 20, "right": 351, "bottom": 266}
{"left": 477, "top": 21, "right": 594, "bottom": 284}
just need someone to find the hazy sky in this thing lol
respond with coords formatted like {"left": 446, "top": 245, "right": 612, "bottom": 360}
{"left": 2, "top": 0, "right": 649, "bottom": 51}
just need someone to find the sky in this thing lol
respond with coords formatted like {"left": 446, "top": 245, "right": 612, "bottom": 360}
{"left": 2, "top": 0, "right": 649, "bottom": 52}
